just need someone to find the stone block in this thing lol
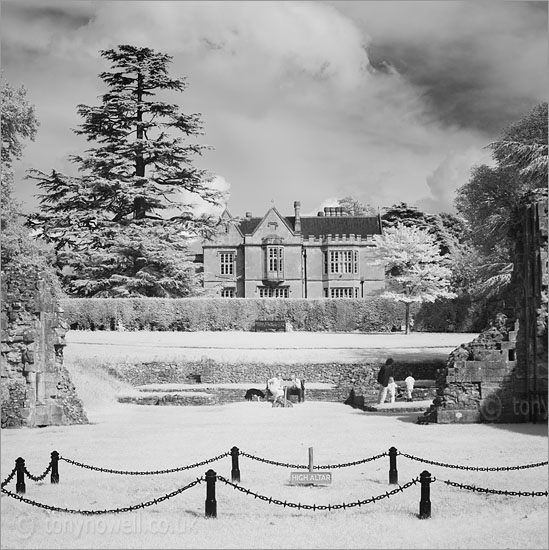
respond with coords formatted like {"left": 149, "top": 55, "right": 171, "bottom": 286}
{"left": 47, "top": 403, "right": 65, "bottom": 425}
{"left": 498, "top": 341, "right": 516, "bottom": 350}
{"left": 437, "top": 408, "right": 481, "bottom": 423}
{"left": 455, "top": 363, "right": 482, "bottom": 383}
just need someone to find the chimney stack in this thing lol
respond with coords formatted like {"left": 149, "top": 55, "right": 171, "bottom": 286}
{"left": 294, "top": 201, "right": 301, "bottom": 232}
{"left": 317, "top": 211, "right": 324, "bottom": 217}
{"left": 245, "top": 211, "right": 252, "bottom": 220}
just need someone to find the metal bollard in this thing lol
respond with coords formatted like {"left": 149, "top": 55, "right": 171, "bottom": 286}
{"left": 15, "top": 457, "right": 26, "bottom": 495}
{"left": 230, "top": 446, "right": 240, "bottom": 482}
{"left": 205, "top": 469, "right": 217, "bottom": 518}
{"left": 389, "top": 447, "right": 398, "bottom": 484}
{"left": 419, "top": 470, "right": 432, "bottom": 519}
{"left": 50, "top": 451, "right": 59, "bottom": 484}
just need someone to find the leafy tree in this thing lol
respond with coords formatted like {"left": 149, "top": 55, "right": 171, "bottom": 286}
{"left": 337, "top": 196, "right": 376, "bottom": 216}
{"left": 374, "top": 224, "right": 456, "bottom": 333}
{"left": 27, "top": 45, "right": 224, "bottom": 297}
{"left": 455, "top": 102, "right": 547, "bottom": 301}
{"left": 0, "top": 79, "right": 54, "bottom": 267}
{"left": 381, "top": 202, "right": 466, "bottom": 256}
{"left": 488, "top": 102, "right": 548, "bottom": 185}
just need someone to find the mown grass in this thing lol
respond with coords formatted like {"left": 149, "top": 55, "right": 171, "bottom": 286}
{"left": 1, "top": 332, "right": 547, "bottom": 549}
{"left": 1, "top": 399, "right": 547, "bottom": 548}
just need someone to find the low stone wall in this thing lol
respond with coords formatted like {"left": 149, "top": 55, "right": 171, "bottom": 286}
{"left": 104, "top": 359, "right": 443, "bottom": 394}
{"left": 116, "top": 384, "right": 345, "bottom": 405}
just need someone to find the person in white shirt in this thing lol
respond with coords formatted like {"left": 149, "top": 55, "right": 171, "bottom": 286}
{"left": 267, "top": 373, "right": 285, "bottom": 401}
{"left": 387, "top": 377, "right": 397, "bottom": 404}
{"left": 405, "top": 372, "right": 415, "bottom": 402}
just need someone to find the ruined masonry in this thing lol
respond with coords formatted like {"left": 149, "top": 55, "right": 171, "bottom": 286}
{"left": 1, "top": 264, "right": 87, "bottom": 428}
{"left": 423, "top": 190, "right": 548, "bottom": 423}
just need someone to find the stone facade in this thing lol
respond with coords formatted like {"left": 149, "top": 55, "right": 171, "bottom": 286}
{"left": 202, "top": 202, "right": 386, "bottom": 298}
{"left": 1, "top": 264, "right": 88, "bottom": 428}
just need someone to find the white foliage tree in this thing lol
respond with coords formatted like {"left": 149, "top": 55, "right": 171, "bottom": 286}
{"left": 374, "top": 224, "right": 457, "bottom": 333}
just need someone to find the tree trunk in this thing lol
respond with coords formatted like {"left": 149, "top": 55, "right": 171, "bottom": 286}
{"left": 405, "top": 303, "right": 410, "bottom": 335}
{"left": 134, "top": 70, "right": 146, "bottom": 219}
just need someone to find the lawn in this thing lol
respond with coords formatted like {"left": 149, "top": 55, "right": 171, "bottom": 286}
{"left": 1, "top": 331, "right": 547, "bottom": 549}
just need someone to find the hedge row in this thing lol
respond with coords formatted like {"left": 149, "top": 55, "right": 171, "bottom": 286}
{"left": 59, "top": 296, "right": 479, "bottom": 332}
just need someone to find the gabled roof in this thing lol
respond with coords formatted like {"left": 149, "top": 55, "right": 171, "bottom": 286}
{"left": 297, "top": 216, "right": 381, "bottom": 238}
{"left": 238, "top": 218, "right": 262, "bottom": 235}
{"left": 233, "top": 212, "right": 381, "bottom": 238}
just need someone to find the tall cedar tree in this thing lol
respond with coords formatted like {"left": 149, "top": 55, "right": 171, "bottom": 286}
{"left": 27, "top": 45, "right": 223, "bottom": 297}
{"left": 374, "top": 224, "right": 457, "bottom": 334}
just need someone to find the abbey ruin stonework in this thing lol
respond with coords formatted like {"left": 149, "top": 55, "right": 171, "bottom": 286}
{"left": 423, "top": 189, "right": 548, "bottom": 423}
{"left": 1, "top": 264, "right": 87, "bottom": 428}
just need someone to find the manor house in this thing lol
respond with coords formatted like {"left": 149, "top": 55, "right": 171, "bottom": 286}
{"left": 202, "top": 201, "right": 385, "bottom": 298}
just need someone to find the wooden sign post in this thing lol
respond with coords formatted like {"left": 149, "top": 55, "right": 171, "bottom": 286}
{"left": 290, "top": 447, "right": 332, "bottom": 485}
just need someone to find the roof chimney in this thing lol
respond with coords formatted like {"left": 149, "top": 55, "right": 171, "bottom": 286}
{"left": 294, "top": 201, "right": 301, "bottom": 233}
{"left": 245, "top": 211, "right": 252, "bottom": 219}
{"left": 324, "top": 207, "right": 331, "bottom": 217}
{"left": 317, "top": 211, "right": 324, "bottom": 217}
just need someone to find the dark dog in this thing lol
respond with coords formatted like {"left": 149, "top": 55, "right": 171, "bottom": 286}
{"left": 244, "top": 388, "right": 265, "bottom": 401}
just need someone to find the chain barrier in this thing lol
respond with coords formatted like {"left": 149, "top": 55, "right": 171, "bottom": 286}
{"left": 238, "top": 450, "right": 388, "bottom": 470}
{"left": 24, "top": 462, "right": 52, "bottom": 482}
{"left": 1, "top": 466, "right": 17, "bottom": 489}
{"left": 398, "top": 452, "right": 548, "bottom": 472}
{"left": 1, "top": 477, "right": 204, "bottom": 515}
{"left": 439, "top": 479, "right": 548, "bottom": 497}
{"left": 216, "top": 474, "right": 419, "bottom": 511}
{"left": 59, "top": 451, "right": 230, "bottom": 476}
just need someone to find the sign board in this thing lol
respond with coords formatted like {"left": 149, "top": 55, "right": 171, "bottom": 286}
{"left": 290, "top": 471, "right": 332, "bottom": 485}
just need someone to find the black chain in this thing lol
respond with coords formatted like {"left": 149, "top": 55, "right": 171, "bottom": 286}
{"left": 1, "top": 466, "right": 17, "bottom": 488}
{"left": 216, "top": 474, "right": 419, "bottom": 510}
{"left": 59, "top": 451, "right": 230, "bottom": 476}
{"left": 238, "top": 451, "right": 388, "bottom": 470}
{"left": 440, "top": 479, "right": 548, "bottom": 497}
{"left": 398, "top": 452, "right": 548, "bottom": 472}
{"left": 1, "top": 478, "right": 204, "bottom": 515}
{"left": 24, "top": 462, "right": 52, "bottom": 482}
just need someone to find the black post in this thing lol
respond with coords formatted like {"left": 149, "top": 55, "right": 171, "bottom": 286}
{"left": 419, "top": 470, "right": 432, "bottom": 519}
{"left": 50, "top": 451, "right": 59, "bottom": 484}
{"left": 205, "top": 469, "right": 217, "bottom": 518}
{"left": 389, "top": 447, "right": 398, "bottom": 484}
{"left": 230, "top": 446, "right": 240, "bottom": 482}
{"left": 15, "top": 457, "right": 26, "bottom": 495}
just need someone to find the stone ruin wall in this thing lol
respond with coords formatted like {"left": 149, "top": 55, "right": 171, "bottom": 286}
{"left": 1, "top": 264, "right": 88, "bottom": 428}
{"left": 424, "top": 191, "right": 548, "bottom": 424}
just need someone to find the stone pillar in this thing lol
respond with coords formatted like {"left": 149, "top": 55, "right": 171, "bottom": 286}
{"left": 1, "top": 264, "right": 88, "bottom": 428}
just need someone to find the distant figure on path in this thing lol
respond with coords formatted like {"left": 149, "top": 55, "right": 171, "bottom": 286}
{"left": 377, "top": 358, "right": 394, "bottom": 404}
{"left": 405, "top": 371, "right": 415, "bottom": 402}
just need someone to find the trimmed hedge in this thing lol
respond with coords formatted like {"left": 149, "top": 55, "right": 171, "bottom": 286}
{"left": 59, "top": 296, "right": 475, "bottom": 332}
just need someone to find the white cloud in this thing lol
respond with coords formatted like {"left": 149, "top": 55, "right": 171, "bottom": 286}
{"left": 4, "top": 1, "right": 546, "bottom": 219}
{"left": 416, "top": 148, "right": 494, "bottom": 213}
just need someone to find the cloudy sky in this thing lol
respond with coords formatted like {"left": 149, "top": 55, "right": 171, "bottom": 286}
{"left": 2, "top": 0, "right": 547, "bottom": 218}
